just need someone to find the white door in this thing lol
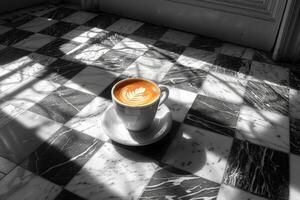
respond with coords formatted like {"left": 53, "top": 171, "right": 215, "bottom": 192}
{"left": 98, "top": 0, "right": 287, "bottom": 51}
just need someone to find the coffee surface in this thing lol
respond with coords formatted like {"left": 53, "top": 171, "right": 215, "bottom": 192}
{"left": 114, "top": 79, "right": 160, "bottom": 106}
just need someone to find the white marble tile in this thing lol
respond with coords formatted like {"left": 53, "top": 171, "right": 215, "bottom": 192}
{"left": 160, "top": 29, "right": 195, "bottom": 46}
{"left": 18, "top": 17, "right": 57, "bottom": 32}
{"left": 177, "top": 47, "right": 216, "bottom": 70}
{"left": 64, "top": 43, "right": 110, "bottom": 66}
{"left": 64, "top": 66, "right": 118, "bottom": 95}
{"left": 107, "top": 18, "right": 143, "bottom": 34}
{"left": 217, "top": 184, "right": 268, "bottom": 200}
{"left": 0, "top": 156, "right": 16, "bottom": 175}
{"left": 65, "top": 97, "right": 110, "bottom": 141}
{"left": 162, "top": 124, "right": 233, "bottom": 183}
{"left": 112, "top": 36, "right": 155, "bottom": 56}
{"left": 290, "top": 154, "right": 300, "bottom": 200}
{"left": 165, "top": 86, "right": 197, "bottom": 122}
{"left": 0, "top": 166, "right": 61, "bottom": 200}
{"left": 290, "top": 89, "right": 300, "bottom": 120}
{"left": 13, "top": 33, "right": 56, "bottom": 52}
{"left": 123, "top": 56, "right": 174, "bottom": 82}
{"left": 0, "top": 69, "right": 33, "bottom": 95}
{"left": 2, "top": 53, "right": 56, "bottom": 77}
{"left": 0, "top": 25, "right": 12, "bottom": 35}
{"left": 0, "top": 104, "right": 26, "bottom": 128}
{"left": 3, "top": 79, "right": 60, "bottom": 110}
{"left": 62, "top": 11, "right": 97, "bottom": 24}
{"left": 62, "top": 26, "right": 104, "bottom": 43}
{"left": 216, "top": 43, "right": 246, "bottom": 58}
{"left": 66, "top": 142, "right": 157, "bottom": 200}
{"left": 199, "top": 72, "right": 247, "bottom": 104}
{"left": 249, "top": 61, "right": 289, "bottom": 87}
{"left": 236, "top": 105, "right": 289, "bottom": 152}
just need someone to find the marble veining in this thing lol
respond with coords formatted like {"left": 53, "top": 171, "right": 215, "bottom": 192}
{"left": 244, "top": 80, "right": 289, "bottom": 116}
{"left": 21, "top": 126, "right": 103, "bottom": 186}
{"left": 236, "top": 105, "right": 289, "bottom": 152}
{"left": 37, "top": 38, "right": 81, "bottom": 58}
{"left": 66, "top": 142, "right": 157, "bottom": 200}
{"left": 162, "top": 124, "right": 233, "bottom": 183}
{"left": 290, "top": 69, "right": 300, "bottom": 90}
{"left": 211, "top": 54, "right": 251, "bottom": 78}
{"left": 0, "top": 166, "right": 61, "bottom": 200}
{"left": 289, "top": 89, "right": 300, "bottom": 119}
{"left": 161, "top": 63, "right": 208, "bottom": 93}
{"left": 29, "top": 86, "right": 95, "bottom": 123}
{"left": 290, "top": 118, "right": 300, "bottom": 155}
{"left": 140, "top": 167, "right": 220, "bottom": 200}
{"left": 61, "top": 26, "right": 103, "bottom": 44}
{"left": 217, "top": 184, "right": 268, "bottom": 200}
{"left": 123, "top": 55, "right": 174, "bottom": 82}
{"left": 143, "top": 40, "right": 186, "bottom": 62}
{"left": 224, "top": 139, "right": 289, "bottom": 200}
{"left": 0, "top": 109, "right": 61, "bottom": 163}
{"left": 0, "top": 29, "right": 33, "bottom": 46}
{"left": 184, "top": 94, "right": 240, "bottom": 137}
{"left": 0, "top": 156, "right": 16, "bottom": 179}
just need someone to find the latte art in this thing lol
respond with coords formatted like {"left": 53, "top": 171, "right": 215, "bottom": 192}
{"left": 114, "top": 79, "right": 160, "bottom": 106}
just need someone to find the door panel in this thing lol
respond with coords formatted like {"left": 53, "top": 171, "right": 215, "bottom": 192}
{"left": 96, "top": 0, "right": 287, "bottom": 50}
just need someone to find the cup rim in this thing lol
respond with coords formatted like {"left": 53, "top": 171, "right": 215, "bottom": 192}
{"left": 111, "top": 77, "right": 161, "bottom": 108}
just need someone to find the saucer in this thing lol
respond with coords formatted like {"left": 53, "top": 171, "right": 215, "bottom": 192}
{"left": 101, "top": 104, "right": 172, "bottom": 146}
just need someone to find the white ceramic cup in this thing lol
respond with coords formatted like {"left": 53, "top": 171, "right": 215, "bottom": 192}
{"left": 111, "top": 78, "right": 169, "bottom": 131}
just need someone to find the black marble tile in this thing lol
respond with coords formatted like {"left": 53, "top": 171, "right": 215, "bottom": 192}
{"left": 55, "top": 190, "right": 85, "bottom": 200}
{"left": 291, "top": 118, "right": 300, "bottom": 155}
{"left": 3, "top": 15, "right": 35, "bottom": 28}
{"left": 184, "top": 94, "right": 240, "bottom": 137}
{"left": 42, "top": 7, "right": 77, "bottom": 20}
{"left": 21, "top": 126, "right": 103, "bottom": 186}
{"left": 144, "top": 41, "right": 186, "bottom": 62}
{"left": 84, "top": 13, "right": 119, "bottom": 29}
{"left": 89, "top": 31, "right": 125, "bottom": 48}
{"left": 244, "top": 80, "right": 289, "bottom": 116}
{"left": 39, "top": 21, "right": 78, "bottom": 37}
{"left": 97, "top": 49, "right": 138, "bottom": 73}
{"left": 98, "top": 75, "right": 129, "bottom": 100}
{"left": 112, "top": 121, "right": 180, "bottom": 162}
{"left": 211, "top": 54, "right": 251, "bottom": 76}
{"left": 0, "top": 29, "right": 33, "bottom": 46}
{"left": 29, "top": 86, "right": 95, "bottom": 123}
{"left": 37, "top": 38, "right": 80, "bottom": 58}
{"left": 290, "top": 69, "right": 300, "bottom": 90}
{"left": 161, "top": 63, "right": 208, "bottom": 93}
{"left": 38, "top": 59, "right": 87, "bottom": 84}
{"left": 0, "top": 46, "right": 30, "bottom": 66}
{"left": 223, "top": 139, "right": 289, "bottom": 200}
{"left": 189, "top": 35, "right": 223, "bottom": 52}
{"left": 140, "top": 167, "right": 220, "bottom": 200}
{"left": 253, "top": 50, "right": 277, "bottom": 65}
{"left": 132, "top": 23, "right": 168, "bottom": 40}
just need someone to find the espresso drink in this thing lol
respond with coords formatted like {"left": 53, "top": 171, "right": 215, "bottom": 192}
{"left": 114, "top": 79, "right": 160, "bottom": 106}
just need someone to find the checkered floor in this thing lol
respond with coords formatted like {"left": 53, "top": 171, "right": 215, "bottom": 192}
{"left": 0, "top": 3, "right": 299, "bottom": 200}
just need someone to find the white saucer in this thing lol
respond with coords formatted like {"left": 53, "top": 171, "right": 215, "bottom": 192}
{"left": 101, "top": 104, "right": 172, "bottom": 146}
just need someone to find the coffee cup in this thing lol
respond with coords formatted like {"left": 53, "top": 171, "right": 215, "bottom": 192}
{"left": 111, "top": 78, "right": 169, "bottom": 131}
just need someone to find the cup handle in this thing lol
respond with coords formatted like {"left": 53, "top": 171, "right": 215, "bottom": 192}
{"left": 158, "top": 85, "right": 169, "bottom": 107}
